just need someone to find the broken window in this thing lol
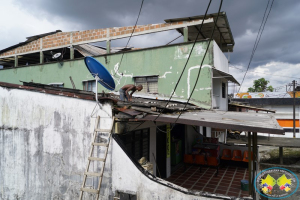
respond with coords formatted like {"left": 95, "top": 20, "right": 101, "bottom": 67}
{"left": 82, "top": 80, "right": 96, "bottom": 92}
{"left": 134, "top": 76, "right": 158, "bottom": 94}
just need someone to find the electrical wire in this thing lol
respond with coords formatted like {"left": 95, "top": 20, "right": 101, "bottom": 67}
{"left": 153, "top": 0, "right": 213, "bottom": 122}
{"left": 112, "top": 0, "right": 145, "bottom": 77}
{"left": 238, "top": 0, "right": 274, "bottom": 93}
{"left": 172, "top": 0, "right": 223, "bottom": 125}
{"left": 166, "top": 35, "right": 182, "bottom": 45}
{"left": 229, "top": 65, "right": 300, "bottom": 80}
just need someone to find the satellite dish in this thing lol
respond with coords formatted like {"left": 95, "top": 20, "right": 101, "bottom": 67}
{"left": 84, "top": 56, "right": 115, "bottom": 91}
{"left": 50, "top": 51, "right": 63, "bottom": 66}
{"left": 52, "top": 52, "right": 61, "bottom": 59}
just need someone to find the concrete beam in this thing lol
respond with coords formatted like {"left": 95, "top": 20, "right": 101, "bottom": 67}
{"left": 14, "top": 55, "right": 18, "bottom": 67}
{"left": 40, "top": 51, "right": 44, "bottom": 64}
{"left": 70, "top": 46, "right": 74, "bottom": 60}
{"left": 183, "top": 26, "right": 188, "bottom": 42}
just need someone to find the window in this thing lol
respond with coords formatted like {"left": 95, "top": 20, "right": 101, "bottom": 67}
{"left": 82, "top": 80, "right": 96, "bottom": 92}
{"left": 222, "top": 82, "right": 226, "bottom": 98}
{"left": 134, "top": 76, "right": 158, "bottom": 94}
{"left": 48, "top": 83, "right": 64, "bottom": 88}
{"left": 118, "top": 128, "right": 150, "bottom": 161}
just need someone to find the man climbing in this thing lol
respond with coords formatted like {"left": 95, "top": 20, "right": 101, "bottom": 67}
{"left": 119, "top": 84, "right": 143, "bottom": 102}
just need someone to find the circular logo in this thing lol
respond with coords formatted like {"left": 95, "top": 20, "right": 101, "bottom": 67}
{"left": 254, "top": 167, "right": 299, "bottom": 199}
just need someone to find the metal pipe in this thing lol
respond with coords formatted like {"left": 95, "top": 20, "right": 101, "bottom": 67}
{"left": 248, "top": 132, "right": 252, "bottom": 196}
{"left": 293, "top": 80, "right": 296, "bottom": 138}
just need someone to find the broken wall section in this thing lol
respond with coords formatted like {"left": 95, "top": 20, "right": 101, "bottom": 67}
{"left": 0, "top": 86, "right": 113, "bottom": 199}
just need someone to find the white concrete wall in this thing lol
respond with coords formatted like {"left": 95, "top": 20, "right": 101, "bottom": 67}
{"left": 213, "top": 41, "right": 229, "bottom": 73}
{"left": 111, "top": 139, "right": 225, "bottom": 200}
{"left": 0, "top": 87, "right": 113, "bottom": 199}
{"left": 212, "top": 78, "right": 228, "bottom": 111}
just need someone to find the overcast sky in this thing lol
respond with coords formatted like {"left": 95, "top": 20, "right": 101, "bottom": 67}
{"left": 1, "top": 0, "right": 300, "bottom": 92}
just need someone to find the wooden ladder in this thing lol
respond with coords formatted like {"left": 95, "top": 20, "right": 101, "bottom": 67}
{"left": 79, "top": 116, "right": 114, "bottom": 200}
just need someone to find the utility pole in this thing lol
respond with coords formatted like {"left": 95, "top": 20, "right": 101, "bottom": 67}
{"left": 293, "top": 80, "right": 296, "bottom": 138}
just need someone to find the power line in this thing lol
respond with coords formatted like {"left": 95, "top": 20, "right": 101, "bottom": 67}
{"left": 166, "top": 35, "right": 182, "bottom": 45}
{"left": 229, "top": 65, "right": 300, "bottom": 79}
{"left": 113, "top": 0, "right": 145, "bottom": 77}
{"left": 238, "top": 0, "right": 274, "bottom": 93}
{"left": 153, "top": 0, "right": 213, "bottom": 122}
{"left": 172, "top": 0, "right": 223, "bottom": 124}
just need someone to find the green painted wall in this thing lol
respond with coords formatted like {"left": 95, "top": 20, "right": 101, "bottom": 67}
{"left": 0, "top": 41, "right": 214, "bottom": 109}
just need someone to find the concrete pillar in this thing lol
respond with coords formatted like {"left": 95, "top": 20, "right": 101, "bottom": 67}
{"left": 206, "top": 127, "right": 212, "bottom": 137}
{"left": 40, "top": 51, "right": 44, "bottom": 64}
{"left": 106, "top": 40, "right": 111, "bottom": 54}
{"left": 14, "top": 55, "right": 18, "bottom": 67}
{"left": 183, "top": 26, "right": 188, "bottom": 42}
{"left": 70, "top": 46, "right": 74, "bottom": 60}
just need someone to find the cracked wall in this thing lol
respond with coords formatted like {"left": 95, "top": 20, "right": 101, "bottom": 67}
{"left": 0, "top": 87, "right": 113, "bottom": 200}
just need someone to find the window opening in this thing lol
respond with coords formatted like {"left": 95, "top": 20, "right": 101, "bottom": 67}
{"left": 134, "top": 76, "right": 158, "bottom": 94}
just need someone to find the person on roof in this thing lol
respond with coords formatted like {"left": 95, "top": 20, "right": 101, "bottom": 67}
{"left": 119, "top": 84, "right": 143, "bottom": 102}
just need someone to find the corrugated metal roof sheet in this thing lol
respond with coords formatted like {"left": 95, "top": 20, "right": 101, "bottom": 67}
{"left": 165, "top": 12, "right": 234, "bottom": 52}
{"left": 74, "top": 44, "right": 107, "bottom": 56}
{"left": 213, "top": 68, "right": 240, "bottom": 85}
{"left": 136, "top": 110, "right": 284, "bottom": 134}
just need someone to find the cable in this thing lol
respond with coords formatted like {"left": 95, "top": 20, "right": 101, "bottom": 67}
{"left": 229, "top": 65, "right": 300, "bottom": 80}
{"left": 166, "top": 35, "right": 182, "bottom": 45}
{"left": 113, "top": 0, "right": 145, "bottom": 77}
{"left": 153, "top": 0, "right": 213, "bottom": 122}
{"left": 172, "top": 0, "right": 223, "bottom": 124}
{"left": 238, "top": 0, "right": 274, "bottom": 93}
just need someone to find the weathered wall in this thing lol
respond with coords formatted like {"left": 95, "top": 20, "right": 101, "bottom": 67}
{"left": 0, "top": 41, "right": 214, "bottom": 109}
{"left": 0, "top": 87, "right": 113, "bottom": 199}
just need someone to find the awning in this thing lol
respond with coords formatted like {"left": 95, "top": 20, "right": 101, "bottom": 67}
{"left": 213, "top": 68, "right": 240, "bottom": 85}
{"left": 135, "top": 110, "right": 284, "bottom": 134}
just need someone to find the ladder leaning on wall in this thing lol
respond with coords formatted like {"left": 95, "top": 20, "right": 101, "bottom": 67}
{"left": 79, "top": 116, "right": 114, "bottom": 200}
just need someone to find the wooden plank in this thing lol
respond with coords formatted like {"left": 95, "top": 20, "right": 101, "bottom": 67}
{"left": 84, "top": 172, "right": 102, "bottom": 177}
{"left": 92, "top": 142, "right": 108, "bottom": 147}
{"left": 88, "top": 157, "right": 104, "bottom": 161}
{"left": 80, "top": 188, "right": 99, "bottom": 194}
{"left": 95, "top": 128, "right": 111, "bottom": 133}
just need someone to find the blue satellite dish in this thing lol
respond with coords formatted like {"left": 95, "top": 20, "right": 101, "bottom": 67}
{"left": 84, "top": 56, "right": 115, "bottom": 91}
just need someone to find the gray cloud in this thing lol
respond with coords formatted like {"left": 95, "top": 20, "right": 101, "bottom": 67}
{"left": 7, "top": 0, "right": 300, "bottom": 87}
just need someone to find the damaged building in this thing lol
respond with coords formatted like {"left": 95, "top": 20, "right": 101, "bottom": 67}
{"left": 0, "top": 12, "right": 284, "bottom": 200}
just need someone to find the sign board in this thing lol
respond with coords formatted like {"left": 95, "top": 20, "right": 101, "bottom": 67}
{"left": 234, "top": 91, "right": 300, "bottom": 99}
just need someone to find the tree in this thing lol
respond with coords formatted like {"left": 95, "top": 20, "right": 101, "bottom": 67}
{"left": 247, "top": 78, "right": 274, "bottom": 92}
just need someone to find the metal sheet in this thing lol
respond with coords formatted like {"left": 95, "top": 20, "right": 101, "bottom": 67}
{"left": 165, "top": 12, "right": 235, "bottom": 52}
{"left": 213, "top": 68, "right": 240, "bottom": 85}
{"left": 136, "top": 110, "right": 284, "bottom": 134}
{"left": 115, "top": 108, "right": 142, "bottom": 116}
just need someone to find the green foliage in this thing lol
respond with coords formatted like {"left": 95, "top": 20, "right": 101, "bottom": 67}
{"left": 247, "top": 78, "right": 274, "bottom": 92}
